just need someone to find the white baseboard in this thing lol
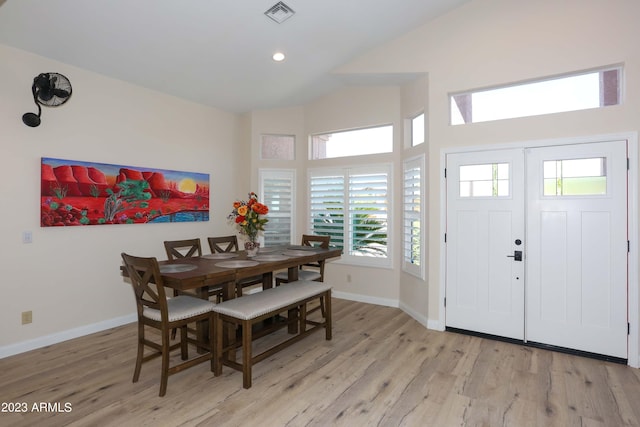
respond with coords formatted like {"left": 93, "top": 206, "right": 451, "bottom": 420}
{"left": 332, "top": 290, "right": 399, "bottom": 308}
{"left": 0, "top": 313, "right": 136, "bottom": 359}
{"left": 398, "top": 302, "right": 429, "bottom": 328}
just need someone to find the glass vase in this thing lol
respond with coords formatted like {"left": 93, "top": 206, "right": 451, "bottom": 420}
{"left": 244, "top": 240, "right": 260, "bottom": 257}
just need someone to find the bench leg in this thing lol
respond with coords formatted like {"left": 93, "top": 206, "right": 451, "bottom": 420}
{"left": 300, "top": 303, "right": 307, "bottom": 333}
{"left": 242, "top": 319, "right": 252, "bottom": 389}
{"left": 288, "top": 307, "right": 299, "bottom": 334}
{"left": 325, "top": 291, "right": 332, "bottom": 340}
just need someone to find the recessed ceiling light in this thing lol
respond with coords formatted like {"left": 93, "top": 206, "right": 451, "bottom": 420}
{"left": 272, "top": 52, "right": 286, "bottom": 62}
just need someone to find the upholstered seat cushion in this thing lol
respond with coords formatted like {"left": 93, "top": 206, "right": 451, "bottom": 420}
{"left": 274, "top": 269, "right": 321, "bottom": 281}
{"left": 212, "top": 280, "right": 331, "bottom": 320}
{"left": 143, "top": 295, "right": 216, "bottom": 322}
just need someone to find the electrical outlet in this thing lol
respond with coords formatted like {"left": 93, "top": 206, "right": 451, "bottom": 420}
{"left": 22, "top": 231, "right": 32, "bottom": 244}
{"left": 21, "top": 311, "right": 32, "bottom": 325}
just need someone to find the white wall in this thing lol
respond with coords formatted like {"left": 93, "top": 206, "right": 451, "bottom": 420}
{"left": 337, "top": 0, "right": 640, "bottom": 327}
{"left": 0, "top": 45, "right": 242, "bottom": 355}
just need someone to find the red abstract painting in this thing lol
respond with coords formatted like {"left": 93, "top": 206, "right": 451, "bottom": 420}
{"left": 41, "top": 158, "right": 210, "bottom": 227}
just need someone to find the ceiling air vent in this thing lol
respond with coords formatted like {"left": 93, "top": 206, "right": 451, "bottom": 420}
{"left": 265, "top": 1, "right": 295, "bottom": 24}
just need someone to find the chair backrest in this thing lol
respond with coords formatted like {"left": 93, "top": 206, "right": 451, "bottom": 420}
{"left": 302, "top": 234, "right": 330, "bottom": 249}
{"left": 164, "top": 238, "right": 202, "bottom": 260}
{"left": 208, "top": 236, "right": 239, "bottom": 253}
{"left": 121, "top": 253, "right": 168, "bottom": 319}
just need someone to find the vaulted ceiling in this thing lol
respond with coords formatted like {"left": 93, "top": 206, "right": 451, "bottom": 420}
{"left": 0, "top": 0, "right": 469, "bottom": 112}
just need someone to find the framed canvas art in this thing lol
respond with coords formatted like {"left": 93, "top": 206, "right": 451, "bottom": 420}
{"left": 41, "top": 158, "right": 209, "bottom": 227}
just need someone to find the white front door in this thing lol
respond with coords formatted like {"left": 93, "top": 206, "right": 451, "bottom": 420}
{"left": 526, "top": 141, "right": 628, "bottom": 358}
{"left": 445, "top": 140, "right": 628, "bottom": 359}
{"left": 445, "top": 149, "right": 525, "bottom": 340}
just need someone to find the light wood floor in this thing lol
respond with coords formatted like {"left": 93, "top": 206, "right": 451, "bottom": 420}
{"left": 3, "top": 298, "right": 640, "bottom": 426}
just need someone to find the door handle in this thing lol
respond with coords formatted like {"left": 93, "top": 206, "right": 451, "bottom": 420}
{"left": 507, "top": 250, "right": 523, "bottom": 261}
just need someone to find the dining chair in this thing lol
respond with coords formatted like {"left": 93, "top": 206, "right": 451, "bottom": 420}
{"left": 275, "top": 234, "right": 331, "bottom": 315}
{"left": 275, "top": 234, "right": 330, "bottom": 285}
{"left": 120, "top": 252, "right": 215, "bottom": 397}
{"left": 207, "top": 235, "right": 239, "bottom": 253}
{"left": 164, "top": 238, "right": 225, "bottom": 301}
{"left": 163, "top": 238, "right": 222, "bottom": 342}
{"left": 207, "top": 235, "right": 263, "bottom": 297}
{"left": 164, "top": 238, "right": 202, "bottom": 260}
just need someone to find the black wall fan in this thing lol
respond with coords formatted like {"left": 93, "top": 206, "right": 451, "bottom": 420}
{"left": 22, "top": 73, "right": 73, "bottom": 127}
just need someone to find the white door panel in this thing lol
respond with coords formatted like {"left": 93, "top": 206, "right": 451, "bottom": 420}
{"left": 446, "top": 149, "right": 525, "bottom": 340}
{"left": 526, "top": 141, "right": 628, "bottom": 358}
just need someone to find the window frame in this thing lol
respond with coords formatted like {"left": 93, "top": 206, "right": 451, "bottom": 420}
{"left": 260, "top": 134, "right": 295, "bottom": 160}
{"left": 402, "top": 155, "right": 425, "bottom": 278}
{"left": 449, "top": 66, "right": 623, "bottom": 125}
{"left": 308, "top": 164, "right": 392, "bottom": 268}
{"left": 410, "top": 112, "right": 425, "bottom": 147}
{"left": 259, "top": 168, "right": 296, "bottom": 246}
{"left": 309, "top": 124, "right": 393, "bottom": 160}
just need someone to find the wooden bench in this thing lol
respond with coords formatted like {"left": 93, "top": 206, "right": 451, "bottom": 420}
{"left": 212, "top": 280, "right": 332, "bottom": 388}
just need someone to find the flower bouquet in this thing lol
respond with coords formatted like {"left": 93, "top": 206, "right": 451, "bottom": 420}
{"left": 228, "top": 192, "right": 269, "bottom": 255}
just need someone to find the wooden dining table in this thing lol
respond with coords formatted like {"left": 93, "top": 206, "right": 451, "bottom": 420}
{"left": 121, "top": 245, "right": 342, "bottom": 350}
{"left": 155, "top": 245, "right": 341, "bottom": 297}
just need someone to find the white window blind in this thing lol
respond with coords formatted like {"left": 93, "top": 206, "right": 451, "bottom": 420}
{"left": 309, "top": 165, "right": 391, "bottom": 266}
{"left": 349, "top": 169, "right": 389, "bottom": 258}
{"left": 403, "top": 155, "right": 425, "bottom": 278}
{"left": 259, "top": 169, "right": 295, "bottom": 246}
{"left": 309, "top": 171, "right": 345, "bottom": 249}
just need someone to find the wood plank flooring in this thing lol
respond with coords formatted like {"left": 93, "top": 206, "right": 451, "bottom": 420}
{"left": 2, "top": 298, "right": 640, "bottom": 426}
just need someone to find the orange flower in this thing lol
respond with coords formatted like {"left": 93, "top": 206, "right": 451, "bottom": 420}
{"left": 252, "top": 203, "right": 269, "bottom": 215}
{"left": 233, "top": 201, "right": 242, "bottom": 209}
{"left": 237, "top": 205, "right": 248, "bottom": 216}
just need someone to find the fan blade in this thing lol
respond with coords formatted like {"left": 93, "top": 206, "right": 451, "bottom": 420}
{"left": 52, "top": 88, "right": 70, "bottom": 98}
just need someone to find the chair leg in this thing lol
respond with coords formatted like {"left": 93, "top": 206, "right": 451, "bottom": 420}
{"left": 180, "top": 326, "right": 188, "bottom": 360}
{"left": 213, "top": 313, "right": 223, "bottom": 376}
{"left": 159, "top": 328, "right": 171, "bottom": 397}
{"left": 133, "top": 322, "right": 144, "bottom": 383}
{"left": 325, "top": 292, "right": 332, "bottom": 341}
{"left": 318, "top": 296, "right": 326, "bottom": 318}
{"left": 209, "top": 314, "right": 215, "bottom": 373}
{"left": 171, "top": 290, "right": 180, "bottom": 340}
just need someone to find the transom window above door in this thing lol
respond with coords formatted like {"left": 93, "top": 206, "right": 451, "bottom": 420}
{"left": 459, "top": 163, "right": 509, "bottom": 197}
{"left": 450, "top": 66, "right": 622, "bottom": 125}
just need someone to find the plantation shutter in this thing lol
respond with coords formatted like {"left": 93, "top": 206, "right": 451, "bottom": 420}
{"left": 403, "top": 155, "right": 424, "bottom": 278}
{"left": 259, "top": 169, "right": 295, "bottom": 246}
{"left": 348, "top": 167, "right": 389, "bottom": 257}
{"left": 309, "top": 171, "right": 345, "bottom": 250}
{"left": 310, "top": 165, "right": 391, "bottom": 266}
